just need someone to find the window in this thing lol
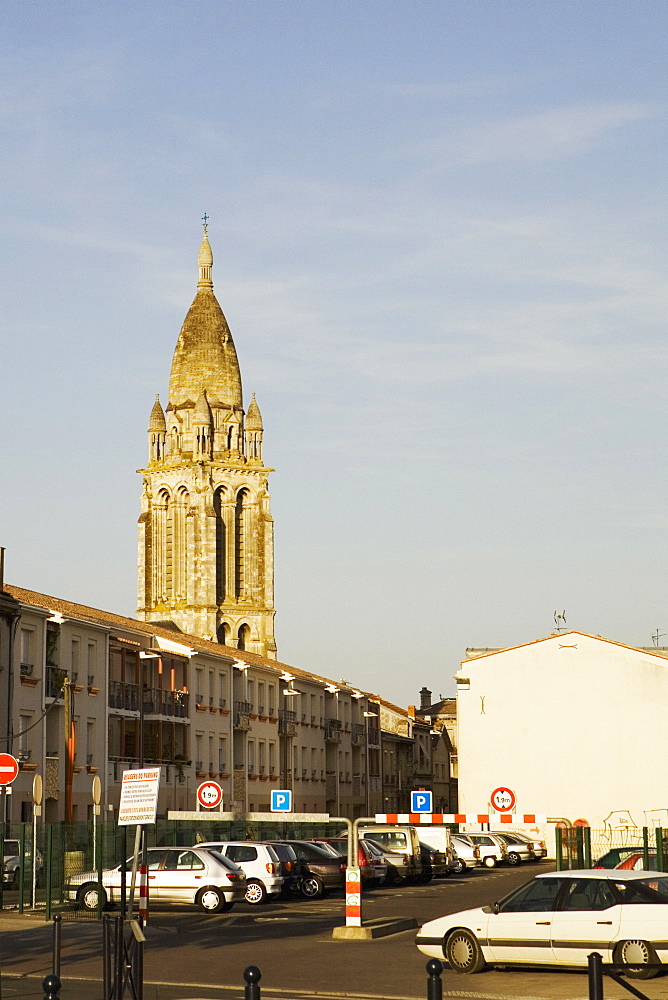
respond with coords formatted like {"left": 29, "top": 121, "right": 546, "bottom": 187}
{"left": 562, "top": 878, "right": 616, "bottom": 911}
{"left": 500, "top": 877, "right": 562, "bottom": 913}
{"left": 227, "top": 845, "right": 257, "bottom": 864}
{"left": 164, "top": 850, "right": 204, "bottom": 871}
{"left": 20, "top": 629, "right": 34, "bottom": 667}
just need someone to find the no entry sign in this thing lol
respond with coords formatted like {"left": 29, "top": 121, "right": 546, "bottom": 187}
{"left": 0, "top": 753, "right": 19, "bottom": 785}
{"left": 197, "top": 780, "right": 223, "bottom": 809}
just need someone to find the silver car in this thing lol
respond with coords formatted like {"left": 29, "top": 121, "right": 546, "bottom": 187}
{"left": 451, "top": 835, "right": 482, "bottom": 874}
{"left": 65, "top": 846, "right": 246, "bottom": 913}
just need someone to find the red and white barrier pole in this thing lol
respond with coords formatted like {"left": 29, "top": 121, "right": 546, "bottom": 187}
{"left": 345, "top": 867, "right": 361, "bottom": 927}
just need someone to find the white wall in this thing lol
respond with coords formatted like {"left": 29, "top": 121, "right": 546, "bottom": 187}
{"left": 456, "top": 633, "right": 668, "bottom": 833}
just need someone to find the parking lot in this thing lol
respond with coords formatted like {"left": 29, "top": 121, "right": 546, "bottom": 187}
{"left": 5, "top": 860, "right": 668, "bottom": 1000}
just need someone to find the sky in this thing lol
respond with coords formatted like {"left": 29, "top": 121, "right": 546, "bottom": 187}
{"left": 2, "top": 0, "right": 668, "bottom": 709}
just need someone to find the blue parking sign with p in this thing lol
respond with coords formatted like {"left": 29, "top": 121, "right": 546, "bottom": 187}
{"left": 271, "top": 789, "right": 292, "bottom": 812}
{"left": 411, "top": 790, "right": 432, "bottom": 813}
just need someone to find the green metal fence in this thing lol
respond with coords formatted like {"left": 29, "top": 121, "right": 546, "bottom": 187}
{"left": 2, "top": 817, "right": 351, "bottom": 919}
{"left": 555, "top": 826, "right": 668, "bottom": 871}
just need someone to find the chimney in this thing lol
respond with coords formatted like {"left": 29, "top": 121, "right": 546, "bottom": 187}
{"left": 419, "top": 686, "right": 432, "bottom": 711}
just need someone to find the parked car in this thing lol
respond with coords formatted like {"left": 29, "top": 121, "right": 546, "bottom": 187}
{"left": 312, "top": 838, "right": 378, "bottom": 887}
{"left": 416, "top": 869, "right": 668, "bottom": 978}
{"left": 451, "top": 835, "right": 482, "bottom": 874}
{"left": 360, "top": 838, "right": 389, "bottom": 886}
{"left": 196, "top": 841, "right": 283, "bottom": 904}
{"left": 614, "top": 853, "right": 659, "bottom": 871}
{"left": 492, "top": 833, "right": 535, "bottom": 865}
{"left": 2, "top": 840, "right": 43, "bottom": 888}
{"left": 593, "top": 847, "right": 647, "bottom": 869}
{"left": 465, "top": 833, "right": 508, "bottom": 868}
{"left": 500, "top": 831, "right": 547, "bottom": 860}
{"left": 362, "top": 837, "right": 416, "bottom": 884}
{"left": 64, "top": 846, "right": 246, "bottom": 913}
{"left": 274, "top": 840, "right": 346, "bottom": 898}
{"left": 262, "top": 841, "right": 302, "bottom": 893}
{"left": 357, "top": 826, "right": 423, "bottom": 882}
{"left": 418, "top": 842, "right": 451, "bottom": 881}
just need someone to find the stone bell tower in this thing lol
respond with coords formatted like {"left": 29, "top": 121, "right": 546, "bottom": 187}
{"left": 137, "top": 223, "right": 276, "bottom": 658}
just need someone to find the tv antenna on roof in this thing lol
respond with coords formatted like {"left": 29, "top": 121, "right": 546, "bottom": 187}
{"left": 553, "top": 610, "right": 567, "bottom": 633}
{"left": 652, "top": 628, "right": 666, "bottom": 647}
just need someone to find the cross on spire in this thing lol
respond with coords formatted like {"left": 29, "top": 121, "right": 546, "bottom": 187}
{"left": 202, "top": 212, "right": 209, "bottom": 232}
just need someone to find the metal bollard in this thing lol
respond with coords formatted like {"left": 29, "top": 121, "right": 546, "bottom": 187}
{"left": 52, "top": 914, "right": 62, "bottom": 977}
{"left": 243, "top": 965, "right": 262, "bottom": 1000}
{"left": 588, "top": 951, "right": 604, "bottom": 1000}
{"left": 42, "top": 973, "right": 61, "bottom": 1000}
{"left": 426, "top": 958, "right": 443, "bottom": 1000}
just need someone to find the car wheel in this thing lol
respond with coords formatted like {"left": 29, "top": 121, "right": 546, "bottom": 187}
{"left": 445, "top": 929, "right": 486, "bottom": 974}
{"left": 615, "top": 940, "right": 660, "bottom": 979}
{"left": 452, "top": 859, "right": 466, "bottom": 875}
{"left": 419, "top": 871, "right": 433, "bottom": 884}
{"left": 244, "top": 879, "right": 267, "bottom": 905}
{"left": 197, "top": 887, "right": 226, "bottom": 913}
{"left": 78, "top": 883, "right": 107, "bottom": 911}
{"left": 507, "top": 852, "right": 521, "bottom": 866}
{"left": 482, "top": 856, "right": 496, "bottom": 868}
{"left": 301, "top": 875, "right": 324, "bottom": 899}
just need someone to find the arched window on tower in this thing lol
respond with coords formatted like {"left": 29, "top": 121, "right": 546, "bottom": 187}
{"left": 237, "top": 624, "right": 250, "bottom": 651}
{"left": 174, "top": 486, "right": 190, "bottom": 600}
{"left": 217, "top": 622, "right": 231, "bottom": 645}
{"left": 214, "top": 487, "right": 226, "bottom": 605}
{"left": 234, "top": 489, "right": 250, "bottom": 599}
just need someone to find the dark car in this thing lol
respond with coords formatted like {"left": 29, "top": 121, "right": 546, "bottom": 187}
{"left": 275, "top": 840, "right": 345, "bottom": 898}
{"left": 312, "top": 837, "right": 377, "bottom": 887}
{"left": 593, "top": 846, "right": 647, "bottom": 869}
{"left": 418, "top": 842, "right": 451, "bottom": 882}
{"left": 262, "top": 841, "right": 302, "bottom": 893}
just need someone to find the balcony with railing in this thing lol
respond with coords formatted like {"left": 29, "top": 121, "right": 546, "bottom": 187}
{"left": 278, "top": 709, "right": 297, "bottom": 736}
{"left": 367, "top": 724, "right": 381, "bottom": 747}
{"left": 351, "top": 722, "right": 366, "bottom": 745}
{"left": 324, "top": 718, "right": 342, "bottom": 742}
{"left": 233, "top": 700, "right": 253, "bottom": 729}
{"left": 108, "top": 680, "right": 139, "bottom": 712}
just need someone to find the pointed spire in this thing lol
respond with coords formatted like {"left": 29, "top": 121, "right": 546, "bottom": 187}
{"left": 198, "top": 214, "right": 214, "bottom": 289}
{"left": 168, "top": 226, "right": 242, "bottom": 410}
{"left": 246, "top": 393, "right": 263, "bottom": 430}
{"left": 193, "top": 390, "right": 212, "bottom": 425}
{"left": 148, "top": 394, "right": 166, "bottom": 431}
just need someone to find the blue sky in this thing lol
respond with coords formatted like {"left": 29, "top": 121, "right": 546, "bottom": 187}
{"left": 2, "top": 1, "right": 668, "bottom": 707}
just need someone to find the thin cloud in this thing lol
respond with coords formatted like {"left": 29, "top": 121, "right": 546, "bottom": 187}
{"left": 409, "top": 102, "right": 658, "bottom": 168}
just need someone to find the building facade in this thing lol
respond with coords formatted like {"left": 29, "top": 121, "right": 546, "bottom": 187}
{"left": 137, "top": 225, "right": 276, "bottom": 658}
{"left": 455, "top": 631, "right": 668, "bottom": 834}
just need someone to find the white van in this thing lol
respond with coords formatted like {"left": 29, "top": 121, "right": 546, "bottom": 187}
{"left": 357, "top": 825, "right": 423, "bottom": 881}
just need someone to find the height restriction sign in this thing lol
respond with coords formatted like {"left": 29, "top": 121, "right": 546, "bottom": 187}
{"left": 197, "top": 781, "right": 223, "bottom": 809}
{"left": 490, "top": 787, "right": 516, "bottom": 812}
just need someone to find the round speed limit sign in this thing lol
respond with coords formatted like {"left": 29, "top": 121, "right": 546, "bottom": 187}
{"left": 197, "top": 780, "right": 223, "bottom": 809}
{"left": 490, "top": 786, "right": 516, "bottom": 812}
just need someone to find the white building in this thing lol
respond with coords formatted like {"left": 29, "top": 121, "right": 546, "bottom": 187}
{"left": 455, "top": 631, "right": 668, "bottom": 838}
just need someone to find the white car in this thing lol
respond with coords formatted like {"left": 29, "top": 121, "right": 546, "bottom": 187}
{"left": 196, "top": 841, "right": 284, "bottom": 904}
{"left": 416, "top": 869, "right": 668, "bottom": 978}
{"left": 65, "top": 846, "right": 246, "bottom": 913}
{"left": 465, "top": 833, "right": 508, "bottom": 868}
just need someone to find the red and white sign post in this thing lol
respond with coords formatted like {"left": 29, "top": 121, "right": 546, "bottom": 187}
{"left": 0, "top": 753, "right": 19, "bottom": 825}
{"left": 0, "top": 753, "right": 19, "bottom": 785}
{"left": 345, "top": 867, "right": 362, "bottom": 927}
{"left": 197, "top": 781, "right": 223, "bottom": 810}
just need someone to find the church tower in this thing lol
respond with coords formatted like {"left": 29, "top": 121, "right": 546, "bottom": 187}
{"left": 137, "top": 224, "right": 276, "bottom": 658}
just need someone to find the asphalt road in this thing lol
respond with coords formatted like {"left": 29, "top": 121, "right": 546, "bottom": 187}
{"left": 3, "top": 863, "right": 668, "bottom": 1000}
